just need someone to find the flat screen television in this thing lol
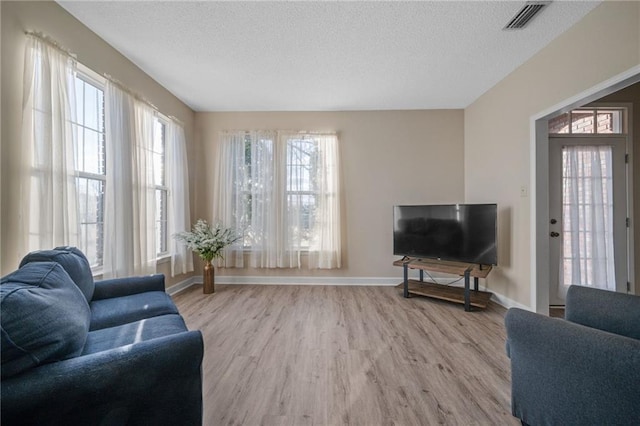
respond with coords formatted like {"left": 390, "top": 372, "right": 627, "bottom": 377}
{"left": 393, "top": 204, "right": 497, "bottom": 265}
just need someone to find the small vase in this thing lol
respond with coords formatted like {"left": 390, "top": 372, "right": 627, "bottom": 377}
{"left": 203, "top": 260, "right": 215, "bottom": 294}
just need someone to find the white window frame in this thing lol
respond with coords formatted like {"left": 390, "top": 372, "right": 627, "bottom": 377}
{"left": 73, "top": 64, "right": 172, "bottom": 272}
{"left": 549, "top": 107, "right": 626, "bottom": 135}
{"left": 284, "top": 136, "right": 320, "bottom": 251}
{"left": 73, "top": 65, "right": 107, "bottom": 271}
{"left": 153, "top": 115, "right": 170, "bottom": 259}
{"left": 238, "top": 134, "right": 322, "bottom": 252}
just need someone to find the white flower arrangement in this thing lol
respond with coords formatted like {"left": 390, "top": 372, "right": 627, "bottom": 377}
{"left": 174, "top": 219, "right": 240, "bottom": 263}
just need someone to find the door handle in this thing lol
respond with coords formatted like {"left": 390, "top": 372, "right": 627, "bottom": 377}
{"left": 550, "top": 232, "right": 560, "bottom": 237}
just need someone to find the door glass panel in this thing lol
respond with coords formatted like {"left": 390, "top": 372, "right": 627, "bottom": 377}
{"left": 560, "top": 145, "right": 615, "bottom": 291}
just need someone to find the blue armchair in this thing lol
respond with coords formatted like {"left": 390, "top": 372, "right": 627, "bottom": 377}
{"left": 1, "top": 247, "right": 204, "bottom": 425}
{"left": 505, "top": 285, "right": 640, "bottom": 426}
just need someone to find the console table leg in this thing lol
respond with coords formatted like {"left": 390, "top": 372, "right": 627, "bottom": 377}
{"left": 474, "top": 276, "right": 479, "bottom": 292}
{"left": 403, "top": 263, "right": 409, "bottom": 298}
{"left": 419, "top": 269, "right": 424, "bottom": 282}
{"left": 464, "top": 268, "right": 471, "bottom": 311}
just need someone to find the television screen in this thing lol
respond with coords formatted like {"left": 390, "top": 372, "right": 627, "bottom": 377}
{"left": 393, "top": 204, "right": 497, "bottom": 265}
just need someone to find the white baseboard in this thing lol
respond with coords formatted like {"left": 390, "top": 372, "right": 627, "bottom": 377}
{"left": 196, "top": 275, "right": 400, "bottom": 286}
{"left": 166, "top": 276, "right": 200, "bottom": 296}
{"left": 489, "top": 292, "right": 530, "bottom": 310}
{"left": 168, "top": 274, "right": 530, "bottom": 310}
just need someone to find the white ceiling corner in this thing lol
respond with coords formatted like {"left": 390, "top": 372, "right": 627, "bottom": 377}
{"left": 57, "top": 0, "right": 601, "bottom": 112}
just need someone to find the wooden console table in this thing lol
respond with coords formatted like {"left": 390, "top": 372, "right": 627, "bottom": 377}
{"left": 393, "top": 258, "right": 493, "bottom": 311}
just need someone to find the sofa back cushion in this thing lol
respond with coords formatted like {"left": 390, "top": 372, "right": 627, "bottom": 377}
{"left": 566, "top": 285, "right": 640, "bottom": 340}
{"left": 1, "top": 262, "right": 91, "bottom": 378}
{"left": 20, "top": 246, "right": 94, "bottom": 302}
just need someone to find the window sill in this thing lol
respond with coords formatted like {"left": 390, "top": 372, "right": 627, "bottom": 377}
{"left": 91, "top": 266, "right": 104, "bottom": 278}
{"left": 240, "top": 249, "right": 311, "bottom": 254}
{"left": 91, "top": 255, "right": 172, "bottom": 278}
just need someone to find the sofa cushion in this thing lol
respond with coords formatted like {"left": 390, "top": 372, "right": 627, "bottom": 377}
{"left": 82, "top": 314, "right": 188, "bottom": 355}
{"left": 89, "top": 291, "right": 179, "bottom": 331}
{"left": 566, "top": 285, "right": 640, "bottom": 340}
{"left": 20, "top": 246, "right": 95, "bottom": 302}
{"left": 1, "top": 262, "right": 91, "bottom": 378}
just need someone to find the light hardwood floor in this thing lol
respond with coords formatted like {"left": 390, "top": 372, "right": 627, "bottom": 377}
{"left": 173, "top": 284, "right": 518, "bottom": 426}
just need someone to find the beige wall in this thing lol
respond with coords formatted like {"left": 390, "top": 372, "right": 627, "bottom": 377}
{"left": 0, "top": 1, "right": 197, "bottom": 285}
{"left": 464, "top": 1, "right": 640, "bottom": 306}
{"left": 195, "top": 110, "right": 465, "bottom": 279}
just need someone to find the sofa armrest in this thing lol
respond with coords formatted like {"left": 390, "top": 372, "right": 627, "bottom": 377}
{"left": 565, "top": 285, "right": 640, "bottom": 340}
{"left": 505, "top": 308, "right": 640, "bottom": 426}
{"left": 92, "top": 274, "right": 166, "bottom": 300}
{"left": 1, "top": 331, "right": 204, "bottom": 426}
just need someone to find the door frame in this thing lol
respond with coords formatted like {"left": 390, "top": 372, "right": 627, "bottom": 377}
{"left": 531, "top": 65, "right": 640, "bottom": 315}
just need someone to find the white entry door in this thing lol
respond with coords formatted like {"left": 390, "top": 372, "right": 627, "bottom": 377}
{"left": 549, "top": 136, "right": 628, "bottom": 305}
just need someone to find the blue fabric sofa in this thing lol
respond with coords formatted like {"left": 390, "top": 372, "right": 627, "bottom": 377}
{"left": 1, "top": 247, "right": 204, "bottom": 425}
{"left": 505, "top": 285, "right": 640, "bottom": 426}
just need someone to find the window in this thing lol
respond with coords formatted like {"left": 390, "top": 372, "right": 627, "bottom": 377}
{"left": 549, "top": 108, "right": 625, "bottom": 134}
{"left": 234, "top": 132, "right": 274, "bottom": 249}
{"left": 71, "top": 72, "right": 170, "bottom": 266}
{"left": 286, "top": 136, "right": 319, "bottom": 249}
{"left": 216, "top": 131, "right": 341, "bottom": 269}
{"left": 153, "top": 118, "right": 168, "bottom": 256}
{"left": 22, "top": 35, "right": 192, "bottom": 278}
{"left": 72, "top": 74, "right": 106, "bottom": 267}
{"left": 236, "top": 134, "right": 319, "bottom": 249}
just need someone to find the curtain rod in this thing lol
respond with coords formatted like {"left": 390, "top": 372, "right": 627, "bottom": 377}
{"left": 108, "top": 75, "right": 187, "bottom": 126}
{"left": 25, "top": 31, "right": 185, "bottom": 128}
{"left": 25, "top": 31, "right": 77, "bottom": 62}
{"left": 168, "top": 115, "right": 185, "bottom": 126}
{"left": 103, "top": 73, "right": 159, "bottom": 112}
{"left": 104, "top": 75, "right": 185, "bottom": 127}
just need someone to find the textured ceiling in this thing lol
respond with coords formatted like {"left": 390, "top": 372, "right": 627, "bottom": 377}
{"left": 58, "top": 1, "right": 600, "bottom": 112}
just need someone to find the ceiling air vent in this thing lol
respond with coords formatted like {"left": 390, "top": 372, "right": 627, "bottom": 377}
{"left": 503, "top": 1, "right": 551, "bottom": 30}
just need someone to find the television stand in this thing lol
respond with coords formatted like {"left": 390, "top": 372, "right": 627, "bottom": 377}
{"left": 393, "top": 258, "right": 493, "bottom": 311}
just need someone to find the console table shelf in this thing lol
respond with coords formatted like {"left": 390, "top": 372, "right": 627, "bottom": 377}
{"left": 393, "top": 258, "right": 493, "bottom": 311}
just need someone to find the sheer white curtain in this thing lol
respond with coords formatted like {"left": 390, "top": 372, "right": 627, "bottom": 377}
{"left": 279, "top": 132, "right": 342, "bottom": 269}
{"left": 215, "top": 130, "right": 277, "bottom": 268}
{"left": 308, "top": 133, "right": 341, "bottom": 269}
{"left": 250, "top": 131, "right": 281, "bottom": 267}
{"left": 215, "top": 130, "right": 341, "bottom": 269}
{"left": 20, "top": 34, "right": 80, "bottom": 254}
{"left": 103, "top": 81, "right": 156, "bottom": 277}
{"left": 166, "top": 120, "right": 194, "bottom": 276}
{"left": 559, "top": 145, "right": 615, "bottom": 297}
